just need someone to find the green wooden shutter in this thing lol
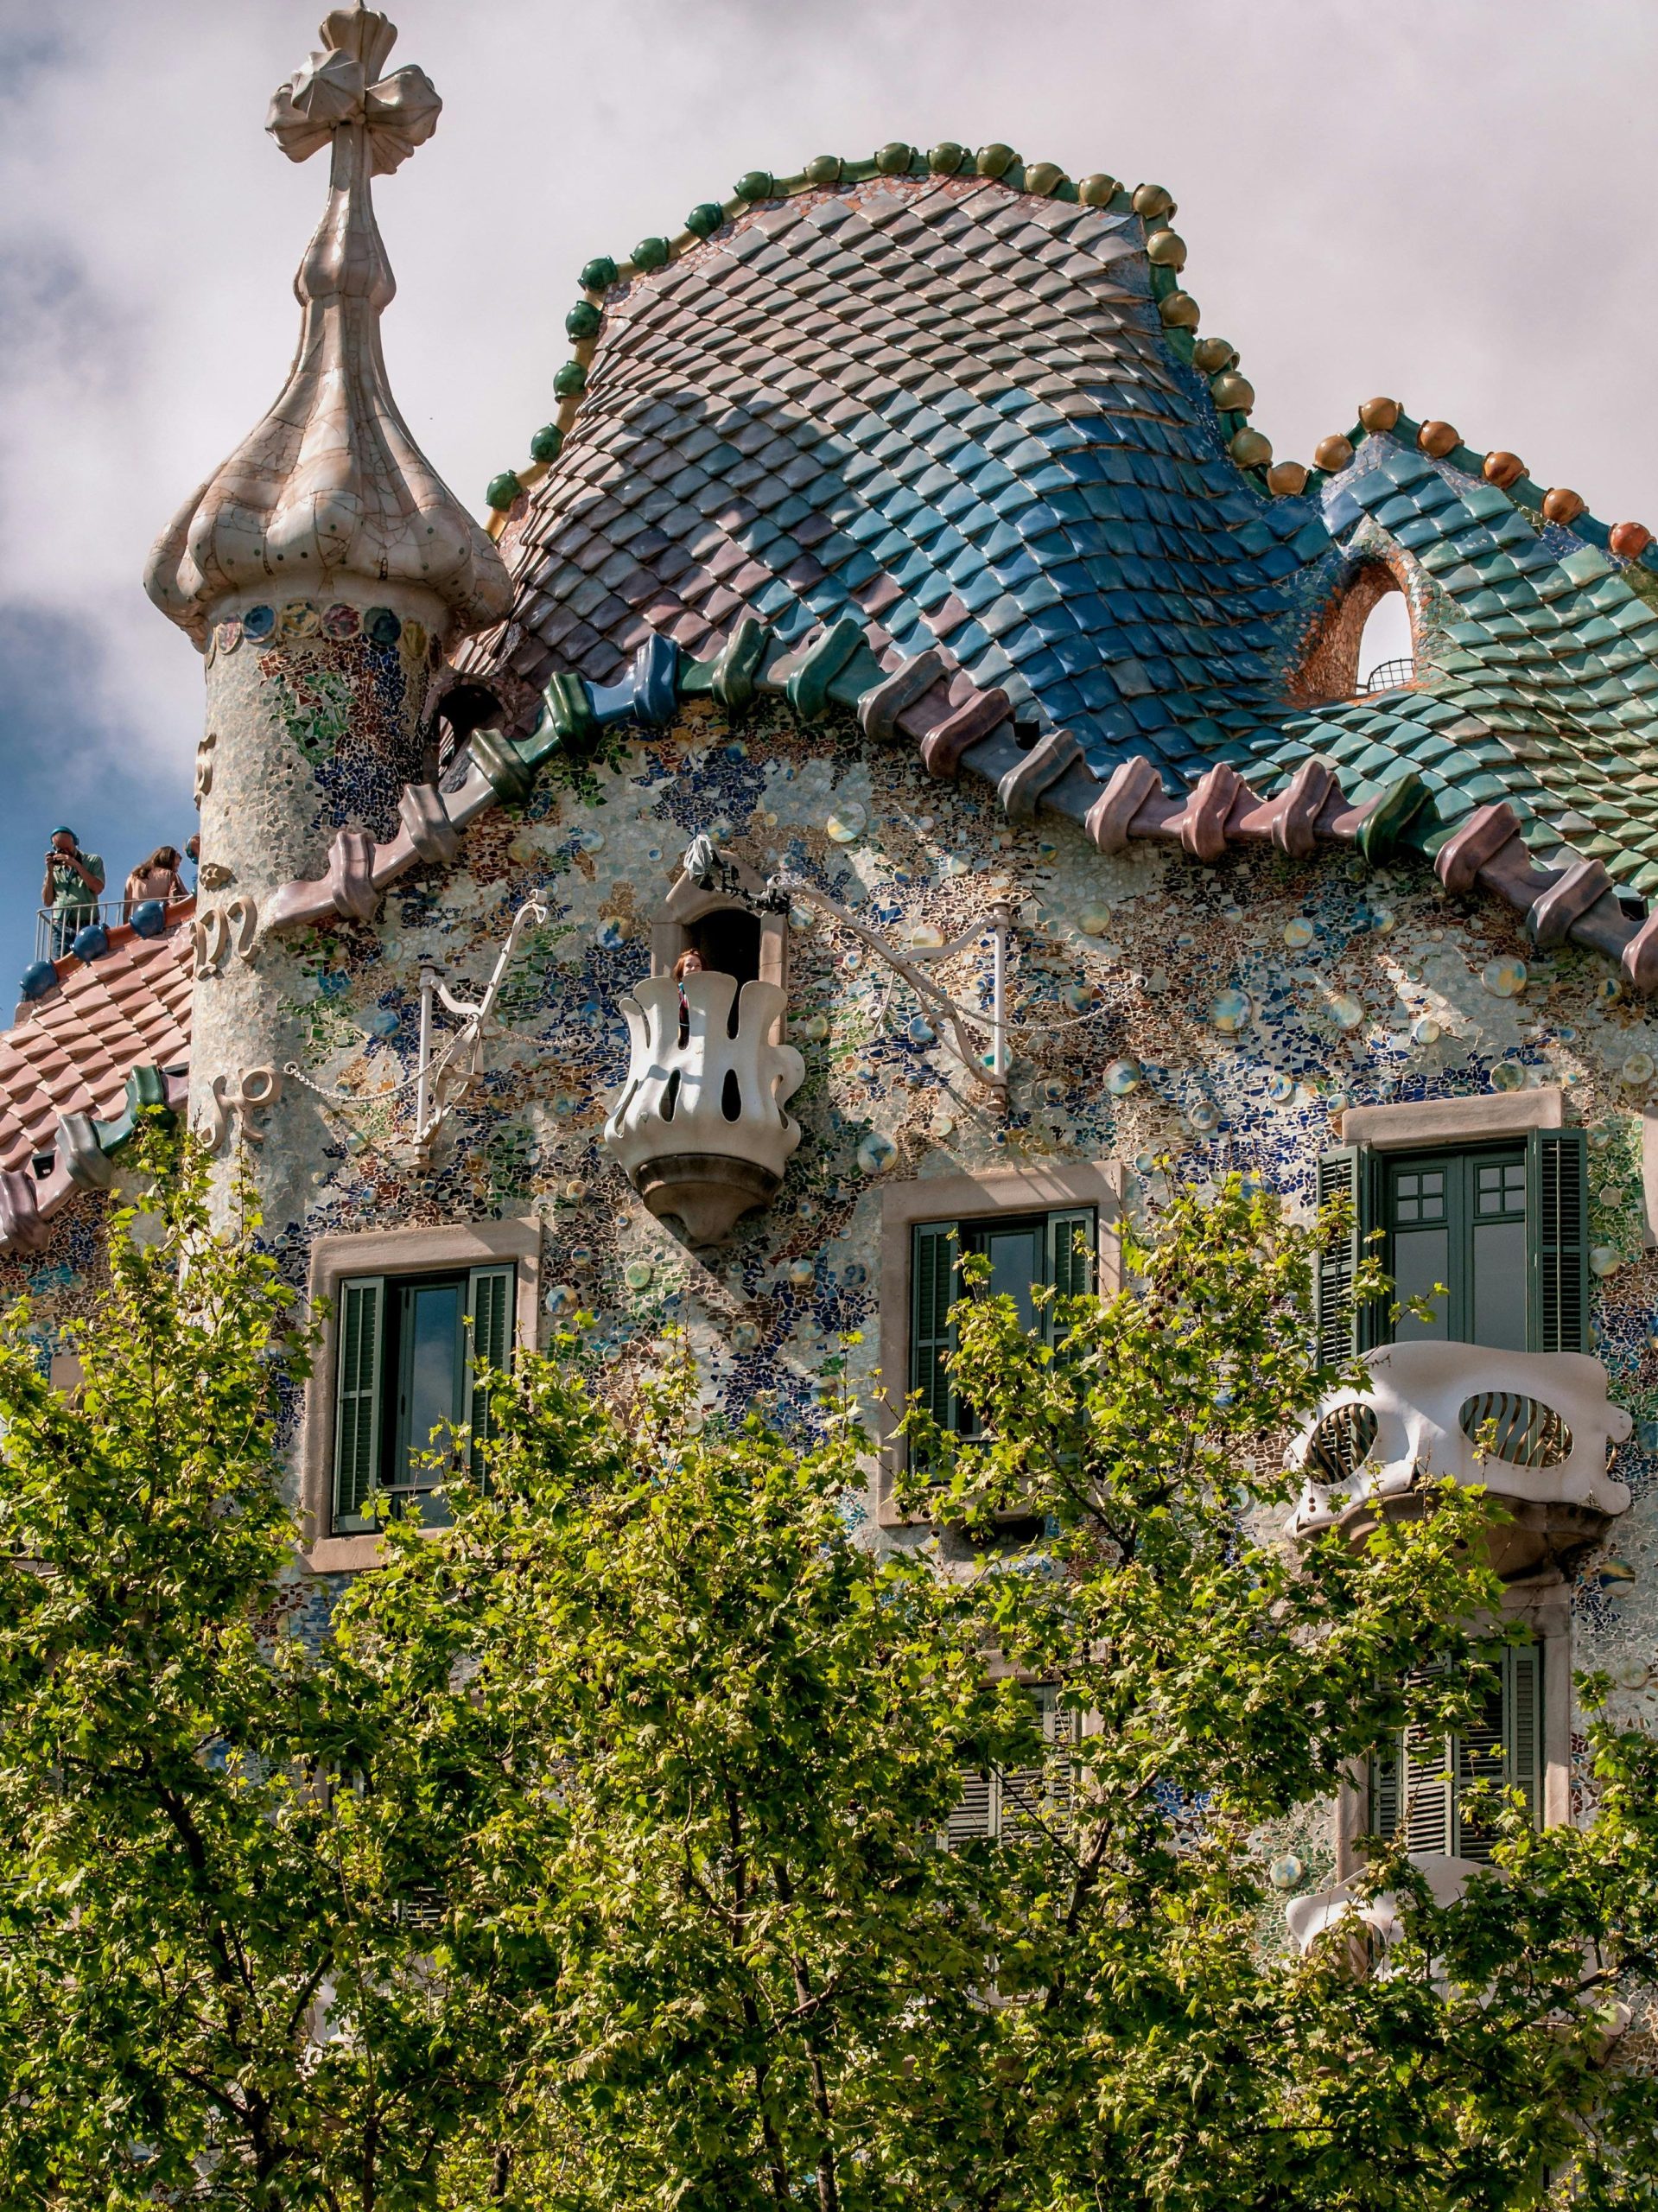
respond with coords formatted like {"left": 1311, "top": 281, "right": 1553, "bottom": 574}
{"left": 946, "top": 1766, "right": 994, "bottom": 1845}
{"left": 1504, "top": 1642, "right": 1543, "bottom": 1827}
{"left": 333, "top": 1275, "right": 384, "bottom": 1532}
{"left": 1394, "top": 1662, "right": 1454, "bottom": 1855}
{"left": 1371, "top": 1735, "right": 1401, "bottom": 1842}
{"left": 1315, "top": 1146, "right": 1368, "bottom": 1363}
{"left": 1045, "top": 1209, "right": 1096, "bottom": 1303}
{"left": 1001, "top": 1687, "right": 1075, "bottom": 1837}
{"left": 1453, "top": 1671, "right": 1509, "bottom": 1861}
{"left": 463, "top": 1265, "right": 514, "bottom": 1483}
{"left": 1401, "top": 1719, "right": 1455, "bottom": 1855}
{"left": 911, "top": 1222, "right": 958, "bottom": 1436}
{"left": 1528, "top": 1128, "right": 1588, "bottom": 1353}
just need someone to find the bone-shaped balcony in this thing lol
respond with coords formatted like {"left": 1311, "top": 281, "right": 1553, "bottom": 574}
{"left": 602, "top": 971, "right": 805, "bottom": 1246}
{"left": 1286, "top": 1340, "right": 1631, "bottom": 1580}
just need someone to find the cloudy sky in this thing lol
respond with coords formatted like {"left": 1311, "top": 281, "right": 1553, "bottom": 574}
{"left": 0, "top": 0, "right": 1653, "bottom": 970}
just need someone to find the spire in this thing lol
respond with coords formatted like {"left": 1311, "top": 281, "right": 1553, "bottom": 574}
{"left": 144, "top": 3, "right": 508, "bottom": 646}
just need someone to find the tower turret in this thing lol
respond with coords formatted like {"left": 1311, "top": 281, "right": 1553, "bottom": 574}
{"left": 145, "top": 2, "right": 509, "bottom": 1231}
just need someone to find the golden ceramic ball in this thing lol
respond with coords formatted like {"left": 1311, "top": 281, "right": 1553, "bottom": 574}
{"left": 1542, "top": 486, "right": 1586, "bottom": 525}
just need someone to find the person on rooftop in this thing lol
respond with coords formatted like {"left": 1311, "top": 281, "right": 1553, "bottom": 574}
{"left": 124, "top": 846, "right": 187, "bottom": 907}
{"left": 41, "top": 829, "right": 105, "bottom": 957}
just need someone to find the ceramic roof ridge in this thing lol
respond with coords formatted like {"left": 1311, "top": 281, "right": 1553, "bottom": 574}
{"left": 1303, "top": 405, "right": 1658, "bottom": 578}
{"left": 271, "top": 608, "right": 1658, "bottom": 998}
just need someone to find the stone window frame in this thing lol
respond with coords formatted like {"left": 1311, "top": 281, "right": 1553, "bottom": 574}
{"left": 1334, "top": 1577, "right": 1573, "bottom": 1879}
{"left": 874, "top": 1160, "right": 1125, "bottom": 1528}
{"left": 1337, "top": 1087, "right": 1565, "bottom": 1152}
{"left": 301, "top": 1218, "right": 541, "bottom": 1573}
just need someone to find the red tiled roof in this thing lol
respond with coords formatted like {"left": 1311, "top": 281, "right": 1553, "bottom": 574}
{"left": 0, "top": 912, "right": 194, "bottom": 1172}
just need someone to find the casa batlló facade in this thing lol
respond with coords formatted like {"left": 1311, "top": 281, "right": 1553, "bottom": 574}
{"left": 3, "top": 0, "right": 1658, "bottom": 1933}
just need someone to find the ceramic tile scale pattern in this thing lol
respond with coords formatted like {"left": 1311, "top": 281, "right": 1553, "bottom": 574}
{"left": 437, "top": 152, "right": 1658, "bottom": 987}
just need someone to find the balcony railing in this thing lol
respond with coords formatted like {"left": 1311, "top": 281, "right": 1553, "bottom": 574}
{"left": 602, "top": 969, "right": 805, "bottom": 1246}
{"left": 34, "top": 899, "right": 149, "bottom": 964}
{"left": 1286, "top": 1339, "right": 1632, "bottom": 1579}
{"left": 1361, "top": 656, "right": 1416, "bottom": 695}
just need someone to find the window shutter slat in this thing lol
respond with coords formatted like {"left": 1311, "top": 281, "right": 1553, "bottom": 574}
{"left": 333, "top": 1276, "right": 384, "bottom": 1531}
{"left": 1371, "top": 1736, "right": 1401, "bottom": 1841}
{"left": 911, "top": 1222, "right": 958, "bottom": 1434}
{"left": 1402, "top": 1723, "right": 1454, "bottom": 1855}
{"left": 1045, "top": 1209, "right": 1096, "bottom": 1306}
{"left": 463, "top": 1265, "right": 515, "bottom": 1483}
{"left": 998, "top": 1765, "right": 1045, "bottom": 1836}
{"left": 1453, "top": 1677, "right": 1508, "bottom": 1862}
{"left": 1506, "top": 1642, "right": 1542, "bottom": 1826}
{"left": 946, "top": 1768, "right": 994, "bottom": 1844}
{"left": 1528, "top": 1128, "right": 1588, "bottom": 1353}
{"left": 1315, "top": 1146, "right": 1366, "bottom": 1363}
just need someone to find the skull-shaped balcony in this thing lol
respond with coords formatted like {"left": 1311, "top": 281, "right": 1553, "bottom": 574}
{"left": 1287, "top": 1340, "right": 1632, "bottom": 1580}
{"left": 602, "top": 970, "right": 805, "bottom": 1246}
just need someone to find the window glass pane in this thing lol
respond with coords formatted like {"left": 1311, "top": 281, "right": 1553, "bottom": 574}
{"left": 403, "top": 1281, "right": 461, "bottom": 1490}
{"left": 1390, "top": 1166, "right": 1445, "bottom": 1227}
{"left": 1393, "top": 1228, "right": 1449, "bottom": 1339}
{"left": 1475, "top": 1160, "right": 1527, "bottom": 1218}
{"left": 1471, "top": 1218, "right": 1528, "bottom": 1349}
{"left": 979, "top": 1225, "right": 1042, "bottom": 1330}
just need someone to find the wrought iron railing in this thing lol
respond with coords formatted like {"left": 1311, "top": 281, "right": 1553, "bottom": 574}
{"left": 1361, "top": 656, "right": 1416, "bottom": 695}
{"left": 33, "top": 898, "right": 173, "bottom": 964}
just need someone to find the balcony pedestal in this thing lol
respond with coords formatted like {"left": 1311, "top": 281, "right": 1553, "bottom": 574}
{"left": 603, "top": 971, "right": 804, "bottom": 1247}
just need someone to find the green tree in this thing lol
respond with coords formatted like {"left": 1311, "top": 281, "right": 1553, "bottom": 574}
{"left": 0, "top": 1135, "right": 557, "bottom": 2209}
{"left": 3, "top": 1142, "right": 1658, "bottom": 2209}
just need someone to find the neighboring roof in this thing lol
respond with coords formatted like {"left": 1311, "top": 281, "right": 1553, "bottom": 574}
{"left": 459, "top": 144, "right": 1658, "bottom": 898}
{"left": 0, "top": 918, "right": 192, "bottom": 1172}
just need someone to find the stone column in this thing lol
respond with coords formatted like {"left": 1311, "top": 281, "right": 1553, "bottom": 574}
{"left": 143, "top": 3, "right": 508, "bottom": 1238}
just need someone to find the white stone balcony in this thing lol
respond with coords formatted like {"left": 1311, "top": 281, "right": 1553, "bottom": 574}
{"left": 1286, "top": 1340, "right": 1631, "bottom": 1580}
{"left": 603, "top": 971, "right": 804, "bottom": 1245}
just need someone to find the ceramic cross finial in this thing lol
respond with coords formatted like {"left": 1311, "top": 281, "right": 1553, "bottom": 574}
{"left": 143, "top": 2, "right": 507, "bottom": 645}
{"left": 266, "top": 5, "right": 441, "bottom": 178}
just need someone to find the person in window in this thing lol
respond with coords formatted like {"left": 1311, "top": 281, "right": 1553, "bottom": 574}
{"left": 124, "top": 845, "right": 187, "bottom": 908}
{"left": 41, "top": 828, "right": 105, "bottom": 956}
{"left": 672, "top": 946, "right": 704, "bottom": 1046}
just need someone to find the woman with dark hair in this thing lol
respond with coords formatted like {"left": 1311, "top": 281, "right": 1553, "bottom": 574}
{"left": 672, "top": 946, "right": 704, "bottom": 1046}
{"left": 124, "top": 846, "right": 187, "bottom": 906}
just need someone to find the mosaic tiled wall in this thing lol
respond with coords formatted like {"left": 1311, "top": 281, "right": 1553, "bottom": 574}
{"left": 250, "top": 696, "right": 1658, "bottom": 1567}
{"left": 193, "top": 583, "right": 453, "bottom": 1232}
{"left": 32, "top": 692, "right": 1658, "bottom": 1898}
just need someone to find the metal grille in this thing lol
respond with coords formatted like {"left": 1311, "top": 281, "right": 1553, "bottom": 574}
{"left": 1361, "top": 657, "right": 1416, "bottom": 695}
{"left": 1458, "top": 1391, "right": 1572, "bottom": 1469}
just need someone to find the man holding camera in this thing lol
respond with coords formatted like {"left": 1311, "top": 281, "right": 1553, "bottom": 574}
{"left": 41, "top": 828, "right": 105, "bottom": 957}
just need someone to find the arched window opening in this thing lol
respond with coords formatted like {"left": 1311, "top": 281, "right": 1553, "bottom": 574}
{"left": 689, "top": 907, "right": 762, "bottom": 990}
{"left": 1356, "top": 588, "right": 1414, "bottom": 696}
{"left": 1286, "top": 563, "right": 1416, "bottom": 706}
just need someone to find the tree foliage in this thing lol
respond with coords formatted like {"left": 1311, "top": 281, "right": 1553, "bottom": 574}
{"left": 0, "top": 1136, "right": 1656, "bottom": 2208}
